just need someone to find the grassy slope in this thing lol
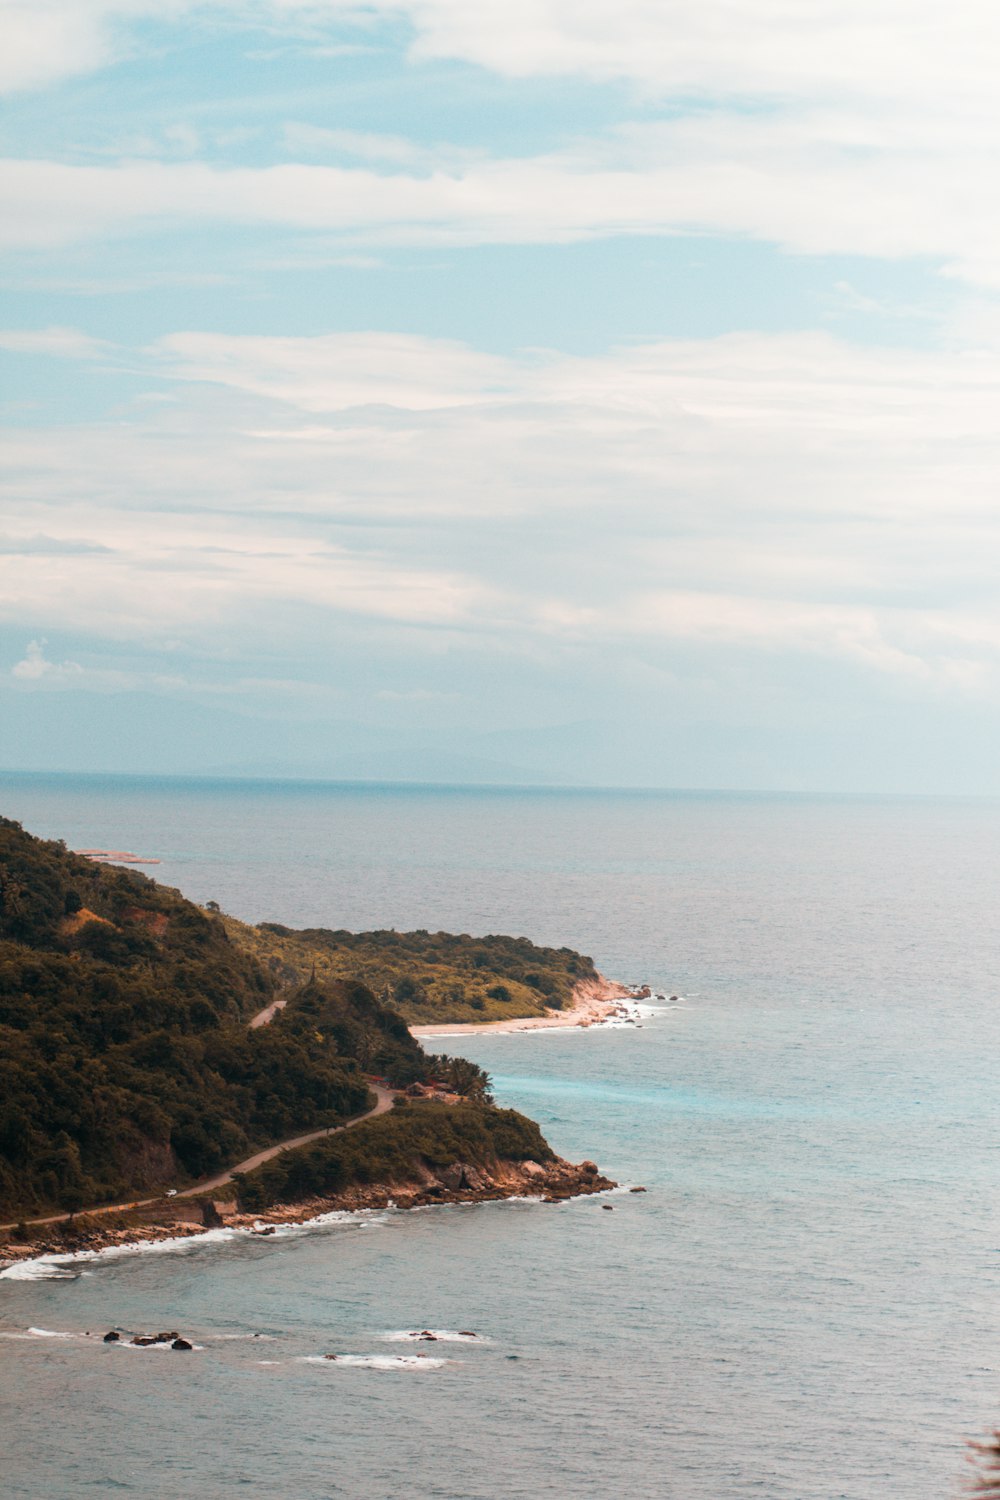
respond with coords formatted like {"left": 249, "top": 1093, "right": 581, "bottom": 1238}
{"left": 223, "top": 916, "right": 599, "bottom": 1024}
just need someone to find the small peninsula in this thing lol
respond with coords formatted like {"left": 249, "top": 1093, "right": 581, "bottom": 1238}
{"left": 0, "top": 817, "right": 618, "bottom": 1262}
{"left": 223, "top": 914, "right": 629, "bottom": 1026}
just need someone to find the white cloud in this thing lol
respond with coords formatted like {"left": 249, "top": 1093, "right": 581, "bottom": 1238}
{"left": 4, "top": 1, "right": 1000, "bottom": 105}
{"left": 0, "top": 326, "right": 113, "bottom": 359}
{"left": 6, "top": 326, "right": 1000, "bottom": 696}
{"left": 280, "top": 124, "right": 432, "bottom": 166}
{"left": 11, "top": 639, "right": 79, "bottom": 680}
{"left": 153, "top": 329, "right": 522, "bottom": 410}
{"left": 2, "top": 111, "right": 1000, "bottom": 285}
{"left": 0, "top": 1, "right": 120, "bottom": 94}
{"left": 5, "top": 6, "right": 1000, "bottom": 283}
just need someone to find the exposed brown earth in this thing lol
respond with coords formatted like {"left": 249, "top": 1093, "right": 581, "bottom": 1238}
{"left": 58, "top": 907, "right": 113, "bottom": 937}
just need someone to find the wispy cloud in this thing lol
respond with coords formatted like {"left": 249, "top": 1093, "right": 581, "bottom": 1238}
{"left": 0, "top": 326, "right": 113, "bottom": 359}
{"left": 4, "top": 113, "right": 1000, "bottom": 286}
{"left": 5, "top": 326, "right": 1000, "bottom": 696}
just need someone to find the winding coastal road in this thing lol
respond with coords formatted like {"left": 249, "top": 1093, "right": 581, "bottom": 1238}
{"left": 0, "top": 1086, "right": 396, "bottom": 1234}
{"left": 189, "top": 1084, "right": 395, "bottom": 1194}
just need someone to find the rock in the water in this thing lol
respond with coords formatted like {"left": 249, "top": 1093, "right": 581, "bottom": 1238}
{"left": 323, "top": 1354, "right": 337, "bottom": 1361}
{"left": 102, "top": 1331, "right": 120, "bottom": 1343}
{"left": 629, "top": 1186, "right": 648, "bottom": 1193}
{"left": 171, "top": 1338, "right": 193, "bottom": 1351}
{"left": 601, "top": 1204, "right": 615, "bottom": 1211}
{"left": 459, "top": 1331, "right": 478, "bottom": 1339}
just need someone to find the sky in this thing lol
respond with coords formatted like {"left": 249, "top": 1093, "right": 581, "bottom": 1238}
{"left": 4, "top": 1, "right": 1000, "bottom": 791}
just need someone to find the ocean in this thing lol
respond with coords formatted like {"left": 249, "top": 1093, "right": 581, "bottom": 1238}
{"left": 2, "top": 773, "right": 1000, "bottom": 1499}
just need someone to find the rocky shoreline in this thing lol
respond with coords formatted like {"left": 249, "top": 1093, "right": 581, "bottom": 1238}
{"left": 0, "top": 1155, "right": 616, "bottom": 1268}
{"left": 409, "top": 972, "right": 639, "bottom": 1037}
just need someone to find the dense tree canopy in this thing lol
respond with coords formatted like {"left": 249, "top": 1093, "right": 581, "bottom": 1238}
{"left": 0, "top": 819, "right": 428, "bottom": 1216}
{"left": 225, "top": 917, "right": 599, "bottom": 1024}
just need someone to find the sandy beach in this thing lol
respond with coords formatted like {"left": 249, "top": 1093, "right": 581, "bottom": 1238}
{"left": 409, "top": 974, "right": 634, "bottom": 1038}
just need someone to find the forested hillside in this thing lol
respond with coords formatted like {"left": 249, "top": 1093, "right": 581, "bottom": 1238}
{"left": 224, "top": 917, "right": 598, "bottom": 1024}
{"left": 0, "top": 818, "right": 429, "bottom": 1216}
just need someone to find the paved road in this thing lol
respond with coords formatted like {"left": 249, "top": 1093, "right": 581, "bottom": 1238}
{"left": 1, "top": 1086, "right": 396, "bottom": 1234}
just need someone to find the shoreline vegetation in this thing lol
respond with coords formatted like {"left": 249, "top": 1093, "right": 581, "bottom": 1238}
{"left": 409, "top": 973, "right": 637, "bottom": 1036}
{"left": 0, "top": 816, "right": 635, "bottom": 1269}
{"left": 222, "top": 915, "right": 618, "bottom": 1027}
{"left": 0, "top": 1102, "right": 617, "bottom": 1266}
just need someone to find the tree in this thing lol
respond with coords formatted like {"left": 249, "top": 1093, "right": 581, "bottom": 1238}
{"left": 444, "top": 1056, "right": 493, "bottom": 1103}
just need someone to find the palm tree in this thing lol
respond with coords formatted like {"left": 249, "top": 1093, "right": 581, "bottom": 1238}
{"left": 444, "top": 1056, "right": 493, "bottom": 1103}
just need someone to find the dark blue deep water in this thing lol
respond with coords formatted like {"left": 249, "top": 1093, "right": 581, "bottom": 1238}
{"left": 3, "top": 775, "right": 1000, "bottom": 1499}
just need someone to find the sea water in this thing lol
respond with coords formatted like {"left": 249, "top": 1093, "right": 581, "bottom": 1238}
{"left": 2, "top": 775, "right": 1000, "bottom": 1499}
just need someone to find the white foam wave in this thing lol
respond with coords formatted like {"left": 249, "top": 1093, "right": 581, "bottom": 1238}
{"left": 0, "top": 1259, "right": 80, "bottom": 1281}
{"left": 211, "top": 1332, "right": 274, "bottom": 1341}
{"left": 91, "top": 1227, "right": 240, "bottom": 1261}
{"left": 0, "top": 1208, "right": 394, "bottom": 1284}
{"left": 379, "top": 1329, "right": 489, "bottom": 1344}
{"left": 302, "top": 1354, "right": 448, "bottom": 1371}
{"left": 115, "top": 1340, "right": 204, "bottom": 1352}
{"left": 0, "top": 1326, "right": 78, "bottom": 1339}
{"left": 302, "top": 1209, "right": 389, "bottom": 1230}
{"left": 0, "top": 1227, "right": 242, "bottom": 1281}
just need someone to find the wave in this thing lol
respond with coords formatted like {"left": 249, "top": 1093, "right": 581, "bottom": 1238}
{"left": 114, "top": 1339, "right": 204, "bottom": 1352}
{"left": 0, "top": 1327, "right": 204, "bottom": 1350}
{"left": 0, "top": 1228, "right": 241, "bottom": 1281}
{"left": 301, "top": 1353, "right": 449, "bottom": 1371}
{"left": 0, "top": 1210, "right": 390, "bottom": 1282}
{"left": 379, "top": 1329, "right": 489, "bottom": 1344}
{"left": 0, "top": 1326, "right": 79, "bottom": 1339}
{"left": 0, "top": 1259, "right": 83, "bottom": 1282}
{"left": 295, "top": 1209, "right": 389, "bottom": 1231}
{"left": 210, "top": 1331, "right": 275, "bottom": 1341}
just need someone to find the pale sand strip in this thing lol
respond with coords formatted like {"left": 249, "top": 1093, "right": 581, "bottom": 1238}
{"left": 409, "top": 974, "right": 631, "bottom": 1038}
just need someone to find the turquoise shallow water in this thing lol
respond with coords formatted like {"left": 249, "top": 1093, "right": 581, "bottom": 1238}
{"left": 2, "top": 776, "right": 1000, "bottom": 1498}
